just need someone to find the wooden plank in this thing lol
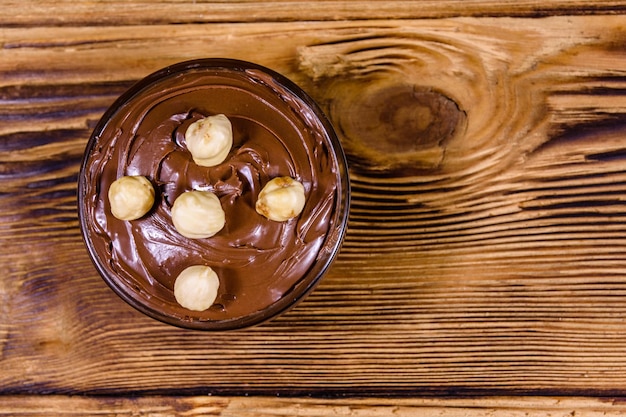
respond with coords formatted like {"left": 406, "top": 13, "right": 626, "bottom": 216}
{"left": 3, "top": 1, "right": 626, "bottom": 26}
{"left": 3, "top": 14, "right": 626, "bottom": 396}
{"left": 2, "top": 396, "right": 626, "bottom": 417}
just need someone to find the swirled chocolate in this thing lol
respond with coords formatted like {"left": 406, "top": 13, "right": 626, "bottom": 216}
{"left": 79, "top": 60, "right": 348, "bottom": 329}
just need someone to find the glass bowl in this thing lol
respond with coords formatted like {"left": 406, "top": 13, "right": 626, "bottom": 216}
{"left": 78, "top": 58, "right": 350, "bottom": 330}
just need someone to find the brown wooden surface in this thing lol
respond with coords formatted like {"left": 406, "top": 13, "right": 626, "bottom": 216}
{"left": 4, "top": 0, "right": 626, "bottom": 414}
{"left": 3, "top": 396, "right": 626, "bottom": 417}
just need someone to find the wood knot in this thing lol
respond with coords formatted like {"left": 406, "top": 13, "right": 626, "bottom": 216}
{"left": 329, "top": 81, "right": 466, "bottom": 175}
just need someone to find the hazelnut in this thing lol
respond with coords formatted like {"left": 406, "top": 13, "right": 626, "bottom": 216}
{"left": 185, "top": 114, "right": 233, "bottom": 167}
{"left": 256, "top": 177, "right": 306, "bottom": 222}
{"left": 171, "top": 190, "right": 225, "bottom": 239}
{"left": 174, "top": 265, "right": 219, "bottom": 311}
{"left": 108, "top": 175, "right": 155, "bottom": 221}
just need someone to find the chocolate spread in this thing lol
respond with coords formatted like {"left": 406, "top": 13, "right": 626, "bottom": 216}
{"left": 79, "top": 60, "right": 347, "bottom": 329}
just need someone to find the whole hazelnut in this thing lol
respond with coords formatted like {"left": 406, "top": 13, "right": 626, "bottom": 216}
{"left": 108, "top": 175, "right": 155, "bottom": 221}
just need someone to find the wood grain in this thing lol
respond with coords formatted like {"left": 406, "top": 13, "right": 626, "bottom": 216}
{"left": 2, "top": 1, "right": 626, "bottom": 26}
{"left": 3, "top": 395, "right": 626, "bottom": 417}
{"left": 3, "top": 5, "right": 626, "bottom": 400}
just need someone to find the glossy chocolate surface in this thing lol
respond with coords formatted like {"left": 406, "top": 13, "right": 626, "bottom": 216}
{"left": 79, "top": 59, "right": 349, "bottom": 330}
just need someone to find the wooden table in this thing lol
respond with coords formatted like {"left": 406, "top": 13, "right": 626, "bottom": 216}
{"left": 4, "top": 1, "right": 626, "bottom": 415}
